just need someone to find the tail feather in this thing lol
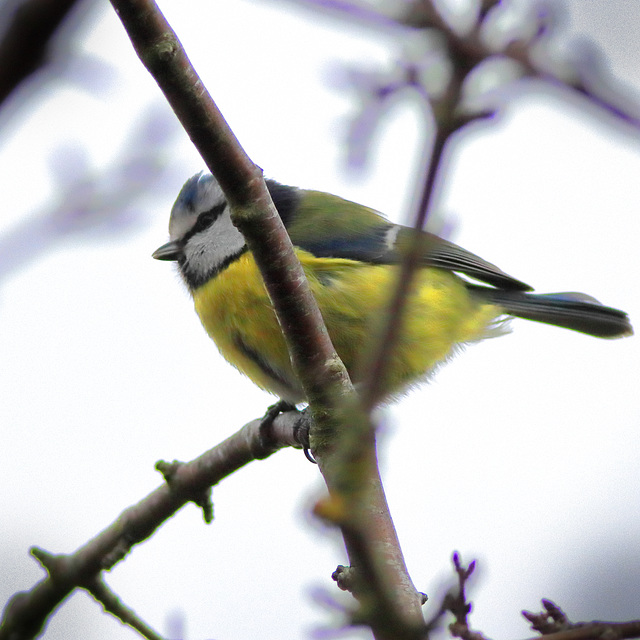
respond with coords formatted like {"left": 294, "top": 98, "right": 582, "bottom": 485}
{"left": 469, "top": 287, "right": 633, "bottom": 339}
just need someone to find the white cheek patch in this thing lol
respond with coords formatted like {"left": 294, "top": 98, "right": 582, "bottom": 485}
{"left": 184, "top": 212, "right": 246, "bottom": 279}
{"left": 207, "top": 213, "right": 246, "bottom": 258}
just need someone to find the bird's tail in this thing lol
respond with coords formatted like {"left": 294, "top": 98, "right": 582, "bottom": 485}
{"left": 469, "top": 287, "right": 633, "bottom": 339}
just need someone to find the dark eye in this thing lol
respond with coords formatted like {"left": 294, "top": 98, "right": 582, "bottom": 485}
{"left": 192, "top": 203, "right": 226, "bottom": 235}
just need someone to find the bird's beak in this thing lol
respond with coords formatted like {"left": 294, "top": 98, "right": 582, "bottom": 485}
{"left": 152, "top": 240, "right": 183, "bottom": 261}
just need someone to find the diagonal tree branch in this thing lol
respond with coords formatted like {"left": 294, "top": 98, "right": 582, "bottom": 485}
{"left": 0, "top": 410, "right": 302, "bottom": 640}
{"left": 108, "top": 2, "right": 427, "bottom": 639}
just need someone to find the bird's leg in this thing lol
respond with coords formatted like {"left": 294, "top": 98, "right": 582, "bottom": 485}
{"left": 258, "top": 401, "right": 316, "bottom": 463}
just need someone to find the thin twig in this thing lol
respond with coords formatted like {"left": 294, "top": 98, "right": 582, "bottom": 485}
{"left": 522, "top": 600, "right": 640, "bottom": 640}
{"left": 0, "top": 410, "right": 303, "bottom": 640}
{"left": 358, "top": 8, "right": 492, "bottom": 409}
{"left": 84, "top": 577, "right": 166, "bottom": 640}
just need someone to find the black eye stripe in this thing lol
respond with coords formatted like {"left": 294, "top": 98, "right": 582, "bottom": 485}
{"left": 186, "top": 203, "right": 227, "bottom": 239}
{"left": 198, "top": 202, "right": 227, "bottom": 226}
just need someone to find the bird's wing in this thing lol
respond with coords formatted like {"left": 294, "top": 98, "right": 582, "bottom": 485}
{"left": 273, "top": 185, "right": 532, "bottom": 292}
{"left": 396, "top": 228, "right": 533, "bottom": 291}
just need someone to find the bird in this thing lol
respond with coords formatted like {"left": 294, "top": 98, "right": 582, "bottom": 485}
{"left": 153, "top": 172, "right": 632, "bottom": 404}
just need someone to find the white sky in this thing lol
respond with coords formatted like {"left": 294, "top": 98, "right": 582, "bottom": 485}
{"left": 1, "top": 1, "right": 639, "bottom": 639}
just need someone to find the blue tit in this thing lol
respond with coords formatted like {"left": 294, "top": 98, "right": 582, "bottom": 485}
{"left": 153, "top": 172, "right": 632, "bottom": 403}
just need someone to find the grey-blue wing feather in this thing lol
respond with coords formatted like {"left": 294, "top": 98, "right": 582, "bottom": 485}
{"left": 268, "top": 181, "right": 531, "bottom": 291}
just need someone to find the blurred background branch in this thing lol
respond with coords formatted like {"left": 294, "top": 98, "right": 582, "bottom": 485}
{"left": 0, "top": 0, "right": 87, "bottom": 107}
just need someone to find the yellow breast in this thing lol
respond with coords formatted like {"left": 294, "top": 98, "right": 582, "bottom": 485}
{"left": 192, "top": 250, "right": 500, "bottom": 402}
